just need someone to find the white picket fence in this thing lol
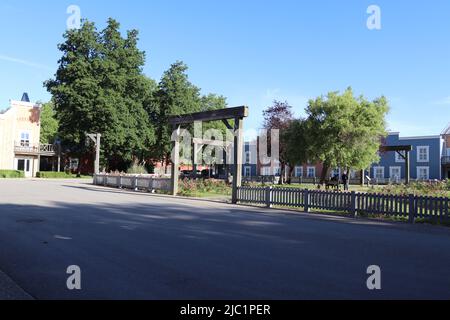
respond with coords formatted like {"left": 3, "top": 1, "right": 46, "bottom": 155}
{"left": 94, "top": 174, "right": 171, "bottom": 193}
{"left": 237, "top": 186, "right": 450, "bottom": 222}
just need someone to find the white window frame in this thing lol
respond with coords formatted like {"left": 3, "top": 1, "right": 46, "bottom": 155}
{"left": 244, "top": 166, "right": 252, "bottom": 177}
{"left": 19, "top": 131, "right": 31, "bottom": 147}
{"left": 417, "top": 166, "right": 430, "bottom": 180}
{"left": 245, "top": 151, "right": 251, "bottom": 164}
{"left": 389, "top": 166, "right": 402, "bottom": 182}
{"left": 295, "top": 166, "right": 303, "bottom": 178}
{"left": 395, "top": 151, "right": 406, "bottom": 163}
{"left": 307, "top": 166, "right": 316, "bottom": 178}
{"left": 417, "top": 146, "right": 429, "bottom": 163}
{"left": 373, "top": 166, "right": 385, "bottom": 180}
{"left": 261, "top": 167, "right": 271, "bottom": 176}
{"left": 274, "top": 167, "right": 281, "bottom": 176}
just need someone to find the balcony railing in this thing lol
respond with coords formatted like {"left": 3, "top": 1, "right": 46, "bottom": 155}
{"left": 14, "top": 142, "right": 57, "bottom": 156}
{"left": 442, "top": 156, "right": 450, "bottom": 165}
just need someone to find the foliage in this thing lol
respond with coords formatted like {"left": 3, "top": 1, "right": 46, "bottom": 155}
{"left": 39, "top": 101, "right": 59, "bottom": 144}
{"left": 36, "top": 172, "right": 91, "bottom": 179}
{"left": 178, "top": 179, "right": 231, "bottom": 197}
{"left": 45, "top": 18, "right": 156, "bottom": 171}
{"left": 262, "top": 101, "right": 294, "bottom": 184}
{"left": 0, "top": 170, "right": 25, "bottom": 178}
{"left": 127, "top": 164, "right": 148, "bottom": 175}
{"left": 372, "top": 181, "right": 450, "bottom": 198}
{"left": 285, "top": 87, "right": 389, "bottom": 183}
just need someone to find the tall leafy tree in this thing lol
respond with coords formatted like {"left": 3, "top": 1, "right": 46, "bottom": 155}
{"left": 262, "top": 101, "right": 294, "bottom": 184}
{"left": 39, "top": 101, "right": 59, "bottom": 144}
{"left": 45, "top": 18, "right": 155, "bottom": 172}
{"left": 151, "top": 61, "right": 202, "bottom": 169}
{"left": 297, "top": 87, "right": 389, "bottom": 183}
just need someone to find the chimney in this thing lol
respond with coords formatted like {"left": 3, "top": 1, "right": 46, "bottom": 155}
{"left": 21, "top": 92, "right": 30, "bottom": 103}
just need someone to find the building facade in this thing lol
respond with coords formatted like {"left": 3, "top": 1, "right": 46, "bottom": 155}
{"left": 0, "top": 95, "right": 57, "bottom": 177}
{"left": 441, "top": 125, "right": 450, "bottom": 179}
{"left": 369, "top": 132, "right": 443, "bottom": 183}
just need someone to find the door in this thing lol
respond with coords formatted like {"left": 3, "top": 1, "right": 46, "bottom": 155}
{"left": 17, "top": 159, "right": 32, "bottom": 177}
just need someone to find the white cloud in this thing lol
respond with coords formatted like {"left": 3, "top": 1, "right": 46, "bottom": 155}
{"left": 0, "top": 54, "right": 52, "bottom": 71}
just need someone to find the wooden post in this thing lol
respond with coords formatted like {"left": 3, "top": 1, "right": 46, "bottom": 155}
{"left": 351, "top": 191, "right": 357, "bottom": 218}
{"left": 95, "top": 134, "right": 101, "bottom": 174}
{"left": 405, "top": 151, "right": 411, "bottom": 185}
{"left": 232, "top": 118, "right": 244, "bottom": 204}
{"left": 265, "top": 186, "right": 273, "bottom": 208}
{"left": 304, "top": 189, "right": 310, "bottom": 213}
{"left": 408, "top": 194, "right": 416, "bottom": 223}
{"left": 360, "top": 169, "right": 365, "bottom": 186}
{"left": 171, "top": 125, "right": 181, "bottom": 196}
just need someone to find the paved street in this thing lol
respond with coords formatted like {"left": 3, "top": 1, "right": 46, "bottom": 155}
{"left": 0, "top": 179, "right": 450, "bottom": 299}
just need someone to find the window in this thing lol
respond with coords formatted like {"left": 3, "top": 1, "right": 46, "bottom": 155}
{"left": 395, "top": 151, "right": 406, "bottom": 163}
{"left": 274, "top": 167, "right": 281, "bottom": 176}
{"left": 245, "top": 151, "right": 251, "bottom": 164}
{"left": 261, "top": 167, "right": 271, "bottom": 176}
{"left": 244, "top": 166, "right": 252, "bottom": 177}
{"left": 417, "top": 167, "right": 429, "bottom": 180}
{"left": 295, "top": 166, "right": 303, "bottom": 178}
{"left": 417, "top": 146, "right": 429, "bottom": 163}
{"left": 390, "top": 167, "right": 401, "bottom": 182}
{"left": 446, "top": 148, "right": 450, "bottom": 157}
{"left": 20, "top": 132, "right": 30, "bottom": 147}
{"left": 373, "top": 167, "right": 385, "bottom": 180}
{"left": 331, "top": 168, "right": 340, "bottom": 178}
{"left": 307, "top": 167, "right": 316, "bottom": 178}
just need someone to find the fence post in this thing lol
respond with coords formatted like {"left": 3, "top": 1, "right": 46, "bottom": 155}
{"left": 304, "top": 189, "right": 310, "bottom": 213}
{"left": 351, "top": 191, "right": 357, "bottom": 218}
{"left": 132, "top": 176, "right": 138, "bottom": 191}
{"left": 408, "top": 194, "right": 416, "bottom": 224}
{"left": 266, "top": 186, "right": 273, "bottom": 208}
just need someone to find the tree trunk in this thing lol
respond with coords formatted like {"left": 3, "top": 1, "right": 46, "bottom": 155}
{"left": 286, "top": 165, "right": 294, "bottom": 185}
{"left": 320, "top": 163, "right": 330, "bottom": 185}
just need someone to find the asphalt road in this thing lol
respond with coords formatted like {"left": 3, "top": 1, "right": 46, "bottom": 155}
{"left": 0, "top": 179, "right": 450, "bottom": 300}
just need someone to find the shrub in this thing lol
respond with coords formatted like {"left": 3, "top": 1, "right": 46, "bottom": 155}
{"left": 36, "top": 172, "right": 90, "bottom": 179}
{"left": 127, "top": 164, "right": 148, "bottom": 175}
{"left": 178, "top": 178, "right": 231, "bottom": 197}
{"left": 0, "top": 170, "right": 25, "bottom": 178}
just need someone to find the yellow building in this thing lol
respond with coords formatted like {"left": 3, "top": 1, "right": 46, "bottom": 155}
{"left": 0, "top": 94, "right": 55, "bottom": 177}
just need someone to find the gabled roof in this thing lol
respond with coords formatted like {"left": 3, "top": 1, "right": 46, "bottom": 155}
{"left": 442, "top": 123, "right": 450, "bottom": 135}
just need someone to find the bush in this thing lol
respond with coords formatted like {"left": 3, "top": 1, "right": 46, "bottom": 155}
{"left": 36, "top": 172, "right": 90, "bottom": 179}
{"left": 0, "top": 170, "right": 25, "bottom": 178}
{"left": 178, "top": 178, "right": 231, "bottom": 197}
{"left": 127, "top": 164, "right": 148, "bottom": 175}
{"left": 372, "top": 181, "right": 449, "bottom": 197}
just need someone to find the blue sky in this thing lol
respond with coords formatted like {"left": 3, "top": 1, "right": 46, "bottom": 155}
{"left": 1, "top": 0, "right": 450, "bottom": 136}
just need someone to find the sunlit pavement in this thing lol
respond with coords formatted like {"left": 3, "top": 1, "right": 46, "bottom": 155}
{"left": 0, "top": 179, "right": 450, "bottom": 299}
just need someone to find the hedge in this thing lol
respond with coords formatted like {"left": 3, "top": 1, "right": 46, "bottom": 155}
{"left": 0, "top": 170, "right": 25, "bottom": 178}
{"left": 36, "top": 172, "right": 91, "bottom": 179}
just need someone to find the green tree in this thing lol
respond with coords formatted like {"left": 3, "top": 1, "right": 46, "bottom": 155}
{"left": 39, "top": 101, "right": 59, "bottom": 144}
{"left": 45, "top": 18, "right": 155, "bottom": 172}
{"left": 294, "top": 87, "right": 389, "bottom": 183}
{"left": 151, "top": 61, "right": 202, "bottom": 169}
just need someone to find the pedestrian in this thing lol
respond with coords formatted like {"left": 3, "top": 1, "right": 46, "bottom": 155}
{"left": 342, "top": 172, "right": 349, "bottom": 191}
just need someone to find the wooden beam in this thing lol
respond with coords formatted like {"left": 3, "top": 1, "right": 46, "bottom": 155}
{"left": 232, "top": 118, "right": 244, "bottom": 204}
{"left": 192, "top": 138, "right": 233, "bottom": 148}
{"left": 170, "top": 126, "right": 181, "bottom": 196}
{"left": 169, "top": 107, "right": 249, "bottom": 125}
{"left": 222, "top": 119, "right": 234, "bottom": 130}
{"left": 380, "top": 145, "right": 413, "bottom": 153}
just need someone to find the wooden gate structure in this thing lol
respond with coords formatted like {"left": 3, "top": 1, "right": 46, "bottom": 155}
{"left": 380, "top": 145, "right": 413, "bottom": 184}
{"left": 169, "top": 106, "right": 249, "bottom": 203}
